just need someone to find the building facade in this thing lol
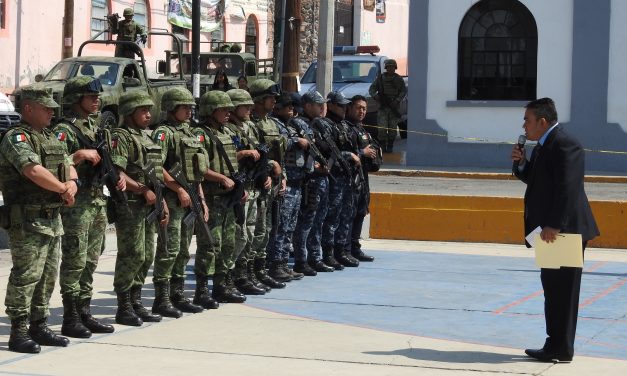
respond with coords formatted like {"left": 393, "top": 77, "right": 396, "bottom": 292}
{"left": 0, "top": 0, "right": 274, "bottom": 93}
{"left": 407, "top": 0, "right": 627, "bottom": 173}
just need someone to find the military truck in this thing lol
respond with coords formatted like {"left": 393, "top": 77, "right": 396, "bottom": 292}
{"left": 12, "top": 31, "right": 187, "bottom": 128}
{"left": 158, "top": 49, "right": 273, "bottom": 96}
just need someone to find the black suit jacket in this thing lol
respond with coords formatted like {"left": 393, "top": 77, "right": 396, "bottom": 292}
{"left": 513, "top": 126, "right": 600, "bottom": 247}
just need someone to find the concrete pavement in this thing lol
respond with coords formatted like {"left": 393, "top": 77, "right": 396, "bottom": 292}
{"left": 0, "top": 234, "right": 626, "bottom": 375}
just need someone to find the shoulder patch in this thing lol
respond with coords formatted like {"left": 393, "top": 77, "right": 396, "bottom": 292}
{"left": 154, "top": 132, "right": 166, "bottom": 142}
{"left": 56, "top": 132, "right": 67, "bottom": 141}
{"left": 12, "top": 133, "right": 27, "bottom": 144}
{"left": 196, "top": 134, "right": 205, "bottom": 142}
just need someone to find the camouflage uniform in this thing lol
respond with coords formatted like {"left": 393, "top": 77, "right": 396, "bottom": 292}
{"left": 368, "top": 59, "right": 407, "bottom": 152}
{"left": 113, "top": 8, "right": 147, "bottom": 58}
{"left": 193, "top": 90, "right": 246, "bottom": 303}
{"left": 1, "top": 88, "right": 72, "bottom": 353}
{"left": 151, "top": 87, "right": 206, "bottom": 313}
{"left": 110, "top": 91, "right": 166, "bottom": 325}
{"left": 53, "top": 75, "right": 114, "bottom": 337}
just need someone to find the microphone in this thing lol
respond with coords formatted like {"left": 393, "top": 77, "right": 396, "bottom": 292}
{"left": 513, "top": 135, "right": 526, "bottom": 168}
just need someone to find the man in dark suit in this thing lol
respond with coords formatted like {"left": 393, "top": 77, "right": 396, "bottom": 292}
{"left": 511, "top": 97, "right": 599, "bottom": 363}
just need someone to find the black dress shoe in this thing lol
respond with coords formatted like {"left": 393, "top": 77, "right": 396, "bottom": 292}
{"left": 293, "top": 261, "right": 317, "bottom": 276}
{"left": 352, "top": 249, "right": 374, "bottom": 262}
{"left": 336, "top": 252, "right": 359, "bottom": 267}
{"left": 525, "top": 348, "right": 572, "bottom": 362}
{"left": 309, "top": 260, "right": 334, "bottom": 272}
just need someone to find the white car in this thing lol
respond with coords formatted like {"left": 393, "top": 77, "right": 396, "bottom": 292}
{"left": 0, "top": 92, "right": 21, "bottom": 131}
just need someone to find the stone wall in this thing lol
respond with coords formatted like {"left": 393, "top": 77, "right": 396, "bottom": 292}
{"left": 300, "top": 0, "right": 320, "bottom": 74}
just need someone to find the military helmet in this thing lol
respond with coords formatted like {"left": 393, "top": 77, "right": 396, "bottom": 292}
{"left": 199, "top": 90, "right": 234, "bottom": 117}
{"left": 63, "top": 76, "right": 103, "bottom": 106}
{"left": 226, "top": 89, "right": 254, "bottom": 108}
{"left": 119, "top": 91, "right": 154, "bottom": 116}
{"left": 123, "top": 8, "right": 134, "bottom": 17}
{"left": 384, "top": 59, "right": 397, "bottom": 68}
{"left": 248, "top": 79, "right": 281, "bottom": 102}
{"left": 161, "top": 87, "right": 196, "bottom": 112}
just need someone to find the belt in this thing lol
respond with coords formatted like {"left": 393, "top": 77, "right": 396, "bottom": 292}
{"left": 24, "top": 207, "right": 61, "bottom": 220}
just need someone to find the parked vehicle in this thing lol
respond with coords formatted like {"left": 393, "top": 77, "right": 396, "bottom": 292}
{"left": 0, "top": 92, "right": 21, "bottom": 133}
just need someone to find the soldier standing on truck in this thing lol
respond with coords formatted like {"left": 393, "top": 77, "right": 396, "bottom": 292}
{"left": 109, "top": 8, "right": 147, "bottom": 58}
{"left": 368, "top": 59, "right": 407, "bottom": 153}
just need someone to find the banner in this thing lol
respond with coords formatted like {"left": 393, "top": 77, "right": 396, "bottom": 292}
{"left": 167, "top": 0, "right": 230, "bottom": 32}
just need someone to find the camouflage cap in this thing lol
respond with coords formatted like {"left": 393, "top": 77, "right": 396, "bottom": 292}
{"left": 123, "top": 8, "right": 134, "bottom": 16}
{"left": 326, "top": 91, "right": 350, "bottom": 105}
{"left": 199, "top": 90, "right": 234, "bottom": 117}
{"left": 226, "top": 89, "right": 254, "bottom": 107}
{"left": 384, "top": 59, "right": 397, "bottom": 68}
{"left": 301, "top": 91, "right": 328, "bottom": 105}
{"left": 63, "top": 76, "right": 102, "bottom": 105}
{"left": 21, "top": 87, "right": 59, "bottom": 109}
{"left": 161, "top": 87, "right": 196, "bottom": 112}
{"left": 119, "top": 90, "right": 153, "bottom": 116}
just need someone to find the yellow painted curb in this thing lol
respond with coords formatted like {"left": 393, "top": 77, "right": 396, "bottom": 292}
{"left": 370, "top": 193, "right": 627, "bottom": 249}
{"left": 372, "top": 170, "right": 627, "bottom": 183}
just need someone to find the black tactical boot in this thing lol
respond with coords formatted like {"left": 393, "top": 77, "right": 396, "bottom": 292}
{"left": 170, "top": 277, "right": 203, "bottom": 313}
{"left": 255, "top": 258, "right": 286, "bottom": 289}
{"left": 248, "top": 262, "right": 270, "bottom": 292}
{"left": 115, "top": 291, "right": 143, "bottom": 326}
{"left": 293, "top": 261, "right": 317, "bottom": 276}
{"left": 9, "top": 317, "right": 40, "bottom": 354}
{"left": 193, "top": 275, "right": 219, "bottom": 309}
{"left": 335, "top": 245, "right": 359, "bottom": 267}
{"left": 28, "top": 319, "right": 70, "bottom": 347}
{"left": 283, "top": 261, "right": 304, "bottom": 280}
{"left": 152, "top": 281, "right": 183, "bottom": 318}
{"left": 351, "top": 248, "right": 375, "bottom": 262}
{"left": 130, "top": 286, "right": 162, "bottom": 322}
{"left": 269, "top": 260, "right": 293, "bottom": 282}
{"left": 61, "top": 295, "right": 92, "bottom": 338}
{"left": 212, "top": 273, "right": 247, "bottom": 303}
{"left": 78, "top": 297, "right": 115, "bottom": 333}
{"left": 322, "top": 245, "right": 344, "bottom": 270}
{"left": 309, "top": 259, "right": 334, "bottom": 273}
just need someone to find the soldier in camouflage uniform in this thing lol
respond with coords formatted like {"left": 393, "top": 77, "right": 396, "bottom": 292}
{"left": 368, "top": 59, "right": 407, "bottom": 153}
{"left": 111, "top": 8, "right": 147, "bottom": 58}
{"left": 54, "top": 77, "right": 118, "bottom": 338}
{"left": 225, "top": 89, "right": 270, "bottom": 295}
{"left": 1, "top": 88, "right": 77, "bottom": 353}
{"left": 321, "top": 91, "right": 362, "bottom": 268}
{"left": 110, "top": 91, "right": 169, "bottom": 325}
{"left": 345, "top": 95, "right": 377, "bottom": 262}
{"left": 291, "top": 91, "right": 339, "bottom": 276}
{"left": 151, "top": 87, "right": 211, "bottom": 313}
{"left": 249, "top": 80, "right": 301, "bottom": 284}
{"left": 193, "top": 90, "right": 247, "bottom": 303}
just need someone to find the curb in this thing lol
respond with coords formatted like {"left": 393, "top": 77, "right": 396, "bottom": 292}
{"left": 372, "top": 169, "right": 627, "bottom": 183}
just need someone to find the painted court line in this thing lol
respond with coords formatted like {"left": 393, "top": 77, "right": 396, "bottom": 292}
{"left": 579, "top": 278, "right": 627, "bottom": 309}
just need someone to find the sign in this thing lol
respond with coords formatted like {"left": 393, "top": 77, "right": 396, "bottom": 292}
{"left": 376, "top": 0, "right": 386, "bottom": 23}
{"left": 363, "top": 0, "right": 375, "bottom": 11}
{"left": 167, "top": 0, "right": 229, "bottom": 32}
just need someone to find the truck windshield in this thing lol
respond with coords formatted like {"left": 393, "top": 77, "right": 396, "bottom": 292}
{"left": 44, "top": 62, "right": 120, "bottom": 87}
{"left": 178, "top": 55, "right": 245, "bottom": 77}
{"left": 301, "top": 61, "right": 379, "bottom": 84}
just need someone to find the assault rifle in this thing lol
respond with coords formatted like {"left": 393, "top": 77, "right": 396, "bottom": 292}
{"left": 143, "top": 161, "right": 168, "bottom": 245}
{"left": 376, "top": 73, "right": 402, "bottom": 118}
{"left": 318, "top": 119, "right": 352, "bottom": 176}
{"left": 168, "top": 162, "right": 213, "bottom": 243}
{"left": 296, "top": 129, "right": 331, "bottom": 174}
{"left": 225, "top": 170, "right": 247, "bottom": 226}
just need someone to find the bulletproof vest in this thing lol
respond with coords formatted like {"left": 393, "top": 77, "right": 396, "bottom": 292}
{"left": 381, "top": 74, "right": 403, "bottom": 99}
{"left": 282, "top": 117, "right": 307, "bottom": 169}
{"left": 118, "top": 20, "right": 139, "bottom": 41}
{"left": 0, "top": 125, "right": 67, "bottom": 207}
{"left": 352, "top": 122, "right": 382, "bottom": 172}
{"left": 113, "top": 127, "right": 163, "bottom": 186}
{"left": 160, "top": 122, "right": 207, "bottom": 183}
{"left": 252, "top": 114, "right": 284, "bottom": 161}
{"left": 57, "top": 116, "right": 101, "bottom": 187}
{"left": 199, "top": 123, "right": 239, "bottom": 195}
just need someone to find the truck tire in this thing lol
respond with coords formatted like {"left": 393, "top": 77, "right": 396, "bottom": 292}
{"left": 99, "top": 110, "right": 117, "bottom": 129}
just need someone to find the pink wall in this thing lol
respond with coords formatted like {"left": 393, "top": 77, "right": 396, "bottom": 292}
{"left": 358, "top": 0, "right": 409, "bottom": 75}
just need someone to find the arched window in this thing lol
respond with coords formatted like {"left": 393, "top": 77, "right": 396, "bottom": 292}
{"left": 458, "top": 0, "right": 537, "bottom": 100}
{"left": 245, "top": 15, "right": 257, "bottom": 56}
{"left": 91, "top": 0, "right": 110, "bottom": 40}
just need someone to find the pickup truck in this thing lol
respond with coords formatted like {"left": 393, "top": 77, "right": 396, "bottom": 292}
{"left": 12, "top": 32, "right": 187, "bottom": 128}
{"left": 0, "top": 92, "right": 21, "bottom": 133}
{"left": 158, "top": 50, "right": 274, "bottom": 96}
{"left": 299, "top": 46, "right": 408, "bottom": 131}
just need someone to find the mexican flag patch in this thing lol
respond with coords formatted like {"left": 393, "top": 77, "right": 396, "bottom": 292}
{"left": 13, "top": 133, "right": 27, "bottom": 143}
{"left": 196, "top": 134, "right": 205, "bottom": 142}
{"left": 56, "top": 132, "right": 66, "bottom": 141}
{"left": 155, "top": 132, "right": 166, "bottom": 142}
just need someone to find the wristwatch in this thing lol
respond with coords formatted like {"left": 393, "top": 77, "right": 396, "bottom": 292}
{"left": 71, "top": 178, "right": 82, "bottom": 188}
